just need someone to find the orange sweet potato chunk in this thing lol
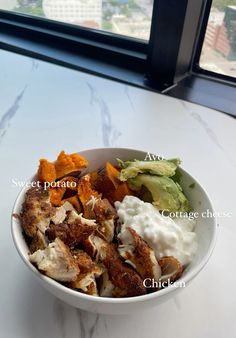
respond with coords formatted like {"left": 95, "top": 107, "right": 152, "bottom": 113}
{"left": 55, "top": 151, "right": 88, "bottom": 178}
{"left": 78, "top": 175, "right": 100, "bottom": 218}
{"left": 94, "top": 161, "right": 132, "bottom": 203}
{"left": 49, "top": 187, "right": 66, "bottom": 206}
{"left": 95, "top": 161, "right": 120, "bottom": 193}
{"left": 106, "top": 161, "right": 120, "bottom": 188}
{"left": 49, "top": 176, "right": 79, "bottom": 206}
{"left": 61, "top": 196, "right": 82, "bottom": 213}
{"left": 38, "top": 159, "right": 56, "bottom": 183}
{"left": 109, "top": 182, "right": 133, "bottom": 203}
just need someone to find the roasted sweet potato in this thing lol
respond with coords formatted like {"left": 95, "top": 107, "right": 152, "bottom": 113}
{"left": 77, "top": 175, "right": 100, "bottom": 218}
{"left": 49, "top": 176, "right": 79, "bottom": 207}
{"left": 55, "top": 151, "right": 88, "bottom": 178}
{"left": 61, "top": 196, "right": 82, "bottom": 213}
{"left": 89, "top": 171, "right": 99, "bottom": 188}
{"left": 38, "top": 159, "right": 56, "bottom": 183}
{"left": 59, "top": 176, "right": 78, "bottom": 191}
{"left": 107, "top": 182, "right": 133, "bottom": 203}
{"left": 49, "top": 187, "right": 66, "bottom": 206}
{"left": 95, "top": 162, "right": 120, "bottom": 193}
{"left": 94, "top": 162, "right": 132, "bottom": 203}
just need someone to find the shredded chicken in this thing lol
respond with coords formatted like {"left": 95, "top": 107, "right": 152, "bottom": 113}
{"left": 65, "top": 209, "right": 96, "bottom": 226}
{"left": 21, "top": 187, "right": 55, "bottom": 237}
{"left": 29, "top": 238, "right": 80, "bottom": 282}
{"left": 51, "top": 201, "right": 74, "bottom": 224}
{"left": 99, "top": 270, "right": 115, "bottom": 297}
{"left": 82, "top": 234, "right": 97, "bottom": 258}
{"left": 93, "top": 198, "right": 117, "bottom": 222}
{"left": 158, "top": 256, "right": 183, "bottom": 283}
{"left": 69, "top": 250, "right": 104, "bottom": 296}
{"left": 29, "top": 230, "right": 48, "bottom": 253}
{"left": 118, "top": 227, "right": 162, "bottom": 282}
{"left": 86, "top": 195, "right": 98, "bottom": 213}
{"left": 92, "top": 236, "right": 146, "bottom": 297}
{"left": 86, "top": 197, "right": 117, "bottom": 242}
{"left": 45, "top": 215, "right": 96, "bottom": 248}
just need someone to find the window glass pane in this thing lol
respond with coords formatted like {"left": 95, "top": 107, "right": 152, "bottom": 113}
{"left": 0, "top": 0, "right": 154, "bottom": 40}
{"left": 200, "top": 1, "right": 236, "bottom": 77}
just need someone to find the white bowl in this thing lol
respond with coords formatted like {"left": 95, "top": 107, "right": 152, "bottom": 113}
{"left": 11, "top": 148, "right": 217, "bottom": 314}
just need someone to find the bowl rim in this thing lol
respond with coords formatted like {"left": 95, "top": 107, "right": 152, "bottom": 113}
{"left": 11, "top": 147, "right": 218, "bottom": 305}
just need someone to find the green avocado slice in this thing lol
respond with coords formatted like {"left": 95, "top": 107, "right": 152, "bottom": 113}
{"left": 117, "top": 158, "right": 181, "bottom": 182}
{"left": 128, "top": 174, "right": 190, "bottom": 212}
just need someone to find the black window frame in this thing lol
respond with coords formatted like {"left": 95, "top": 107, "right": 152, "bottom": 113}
{"left": 0, "top": 0, "right": 235, "bottom": 116}
{"left": 0, "top": 9, "right": 148, "bottom": 85}
{"left": 0, "top": 0, "right": 192, "bottom": 91}
{"left": 167, "top": 0, "right": 236, "bottom": 117}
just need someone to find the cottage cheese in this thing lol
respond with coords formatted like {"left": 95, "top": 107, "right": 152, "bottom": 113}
{"left": 115, "top": 196, "right": 197, "bottom": 266}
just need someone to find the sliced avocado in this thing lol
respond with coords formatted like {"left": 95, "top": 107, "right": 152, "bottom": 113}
{"left": 128, "top": 174, "right": 190, "bottom": 212}
{"left": 117, "top": 158, "right": 181, "bottom": 182}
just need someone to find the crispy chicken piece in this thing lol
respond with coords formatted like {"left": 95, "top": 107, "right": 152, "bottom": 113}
{"left": 46, "top": 213, "right": 96, "bottom": 248}
{"left": 29, "top": 230, "right": 48, "bottom": 253}
{"left": 82, "top": 234, "right": 116, "bottom": 261}
{"left": 66, "top": 210, "right": 97, "bottom": 227}
{"left": 87, "top": 197, "right": 117, "bottom": 242}
{"left": 158, "top": 256, "right": 183, "bottom": 283}
{"left": 118, "top": 227, "right": 162, "bottom": 282}
{"left": 61, "top": 196, "right": 82, "bottom": 213}
{"left": 93, "top": 236, "right": 146, "bottom": 297}
{"left": 51, "top": 201, "right": 74, "bottom": 224}
{"left": 99, "top": 270, "right": 115, "bottom": 297}
{"left": 93, "top": 198, "right": 117, "bottom": 222}
{"left": 66, "top": 209, "right": 81, "bottom": 223}
{"left": 69, "top": 250, "right": 104, "bottom": 296}
{"left": 82, "top": 234, "right": 97, "bottom": 258}
{"left": 21, "top": 187, "right": 55, "bottom": 237}
{"left": 29, "top": 238, "right": 80, "bottom": 282}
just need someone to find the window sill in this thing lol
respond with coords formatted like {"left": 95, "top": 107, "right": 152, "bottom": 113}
{"left": 166, "top": 74, "right": 236, "bottom": 118}
{"left": 1, "top": 14, "right": 236, "bottom": 117}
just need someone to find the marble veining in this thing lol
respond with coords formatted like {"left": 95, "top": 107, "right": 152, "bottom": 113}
{"left": 76, "top": 311, "right": 99, "bottom": 338}
{"left": 0, "top": 85, "right": 27, "bottom": 142}
{"left": 0, "top": 49, "right": 236, "bottom": 338}
{"left": 87, "top": 82, "right": 121, "bottom": 146}
{"left": 53, "top": 299, "right": 67, "bottom": 338}
{"left": 30, "top": 59, "right": 39, "bottom": 72}
{"left": 76, "top": 309, "right": 112, "bottom": 338}
{"left": 190, "top": 111, "right": 224, "bottom": 151}
{"left": 124, "top": 85, "right": 135, "bottom": 112}
{"left": 189, "top": 108, "right": 236, "bottom": 168}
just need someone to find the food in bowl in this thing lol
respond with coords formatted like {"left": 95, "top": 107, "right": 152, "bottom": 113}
{"left": 16, "top": 150, "right": 198, "bottom": 298}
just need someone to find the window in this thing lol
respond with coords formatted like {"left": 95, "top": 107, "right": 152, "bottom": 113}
{"left": 0, "top": 0, "right": 154, "bottom": 40}
{"left": 0, "top": 0, "right": 235, "bottom": 116}
{"left": 199, "top": 0, "right": 236, "bottom": 79}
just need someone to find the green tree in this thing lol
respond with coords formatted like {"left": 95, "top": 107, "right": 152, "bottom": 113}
{"left": 213, "top": 0, "right": 236, "bottom": 11}
{"left": 14, "top": 0, "right": 44, "bottom": 16}
{"left": 102, "top": 21, "right": 113, "bottom": 30}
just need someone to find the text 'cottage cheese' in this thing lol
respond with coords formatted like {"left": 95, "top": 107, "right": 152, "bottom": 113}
{"left": 115, "top": 196, "right": 198, "bottom": 266}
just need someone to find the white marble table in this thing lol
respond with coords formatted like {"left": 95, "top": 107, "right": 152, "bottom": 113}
{"left": 0, "top": 49, "right": 235, "bottom": 338}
